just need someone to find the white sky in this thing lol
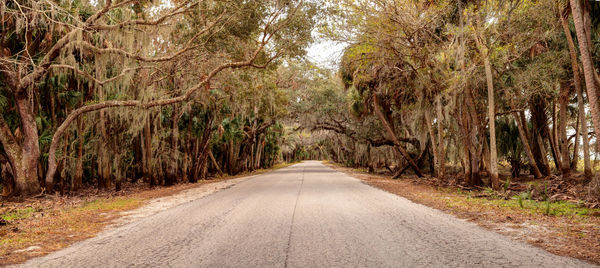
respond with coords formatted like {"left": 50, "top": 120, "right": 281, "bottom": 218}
{"left": 306, "top": 39, "right": 348, "bottom": 69}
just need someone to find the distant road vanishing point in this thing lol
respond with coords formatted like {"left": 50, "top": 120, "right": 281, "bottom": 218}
{"left": 21, "top": 161, "right": 594, "bottom": 267}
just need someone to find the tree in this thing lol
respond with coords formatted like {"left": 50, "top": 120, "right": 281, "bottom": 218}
{"left": 570, "top": 0, "right": 600, "bottom": 158}
{"left": 0, "top": 0, "right": 316, "bottom": 195}
{"left": 560, "top": 6, "right": 591, "bottom": 178}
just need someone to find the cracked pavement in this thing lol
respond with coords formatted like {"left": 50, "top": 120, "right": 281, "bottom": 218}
{"left": 19, "top": 161, "right": 594, "bottom": 267}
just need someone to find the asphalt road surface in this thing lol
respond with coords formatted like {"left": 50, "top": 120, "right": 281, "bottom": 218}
{"left": 21, "top": 161, "right": 594, "bottom": 267}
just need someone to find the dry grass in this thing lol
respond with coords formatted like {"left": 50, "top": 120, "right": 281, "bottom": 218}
{"left": 0, "top": 197, "right": 144, "bottom": 264}
{"left": 0, "top": 163, "right": 293, "bottom": 266}
{"left": 326, "top": 163, "right": 600, "bottom": 265}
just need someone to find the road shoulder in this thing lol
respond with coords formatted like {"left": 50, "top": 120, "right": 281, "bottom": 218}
{"left": 0, "top": 163, "right": 293, "bottom": 266}
{"left": 325, "top": 162, "right": 600, "bottom": 265}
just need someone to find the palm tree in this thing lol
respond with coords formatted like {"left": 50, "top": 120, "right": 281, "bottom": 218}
{"left": 570, "top": 0, "right": 600, "bottom": 162}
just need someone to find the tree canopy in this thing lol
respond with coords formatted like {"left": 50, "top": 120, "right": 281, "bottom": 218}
{"left": 1, "top": 0, "right": 600, "bottom": 202}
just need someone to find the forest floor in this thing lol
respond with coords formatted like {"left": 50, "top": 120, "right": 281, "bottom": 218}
{"left": 326, "top": 162, "right": 600, "bottom": 265}
{"left": 0, "top": 163, "right": 293, "bottom": 266}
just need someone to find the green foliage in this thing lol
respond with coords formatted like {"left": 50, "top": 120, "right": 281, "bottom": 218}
{"left": 263, "top": 123, "right": 284, "bottom": 168}
{"left": 220, "top": 117, "right": 244, "bottom": 143}
{"left": 0, "top": 208, "right": 35, "bottom": 222}
{"left": 504, "top": 178, "right": 511, "bottom": 192}
{"left": 517, "top": 195, "right": 524, "bottom": 208}
{"left": 347, "top": 87, "right": 366, "bottom": 117}
{"left": 0, "top": 93, "right": 8, "bottom": 112}
{"left": 496, "top": 118, "right": 522, "bottom": 162}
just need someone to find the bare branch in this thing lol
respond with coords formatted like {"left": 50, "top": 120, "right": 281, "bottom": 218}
{"left": 90, "top": 1, "right": 197, "bottom": 31}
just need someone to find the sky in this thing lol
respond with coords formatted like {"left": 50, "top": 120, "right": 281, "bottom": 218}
{"left": 306, "top": 39, "right": 348, "bottom": 69}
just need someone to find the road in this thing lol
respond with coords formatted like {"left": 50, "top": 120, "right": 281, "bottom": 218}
{"left": 21, "top": 161, "right": 593, "bottom": 267}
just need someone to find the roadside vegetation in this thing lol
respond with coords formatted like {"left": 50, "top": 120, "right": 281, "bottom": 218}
{"left": 288, "top": 0, "right": 600, "bottom": 209}
{"left": 0, "top": 0, "right": 317, "bottom": 197}
{"left": 2, "top": 0, "right": 600, "bottom": 265}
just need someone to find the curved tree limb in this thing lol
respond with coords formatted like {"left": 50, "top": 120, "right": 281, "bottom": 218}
{"left": 44, "top": 35, "right": 280, "bottom": 189}
{"left": 372, "top": 91, "right": 423, "bottom": 177}
{"left": 44, "top": 0, "right": 304, "bottom": 189}
{"left": 17, "top": 0, "right": 211, "bottom": 91}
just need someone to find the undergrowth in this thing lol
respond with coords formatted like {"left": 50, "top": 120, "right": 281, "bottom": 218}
{"left": 446, "top": 188, "right": 600, "bottom": 217}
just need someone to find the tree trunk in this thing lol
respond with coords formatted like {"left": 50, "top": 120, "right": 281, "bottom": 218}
{"left": 254, "top": 138, "right": 263, "bottom": 170}
{"left": 579, "top": 95, "right": 593, "bottom": 178}
{"left": 469, "top": 123, "right": 483, "bottom": 186}
{"left": 559, "top": 83, "right": 571, "bottom": 176}
{"left": 169, "top": 105, "right": 181, "bottom": 184}
{"left": 425, "top": 112, "right": 438, "bottom": 177}
{"left": 183, "top": 120, "right": 193, "bottom": 181}
{"left": 1, "top": 161, "right": 15, "bottom": 196}
{"left": 97, "top": 83, "right": 111, "bottom": 190}
{"left": 189, "top": 138, "right": 199, "bottom": 183}
{"left": 458, "top": 98, "right": 472, "bottom": 183}
{"left": 50, "top": 93, "right": 57, "bottom": 125}
{"left": 562, "top": 10, "right": 592, "bottom": 177}
{"left": 582, "top": 0, "right": 593, "bottom": 58}
{"left": 194, "top": 115, "right": 214, "bottom": 180}
{"left": 143, "top": 115, "right": 154, "bottom": 186}
{"left": 463, "top": 92, "right": 483, "bottom": 186}
{"left": 209, "top": 150, "right": 223, "bottom": 176}
{"left": 547, "top": 122, "right": 562, "bottom": 173}
{"left": 14, "top": 94, "right": 41, "bottom": 194}
{"left": 549, "top": 101, "right": 563, "bottom": 172}
{"left": 113, "top": 135, "right": 122, "bottom": 191}
{"left": 60, "top": 110, "right": 70, "bottom": 193}
{"left": 436, "top": 94, "right": 445, "bottom": 179}
{"left": 73, "top": 103, "right": 84, "bottom": 191}
{"left": 372, "top": 92, "right": 423, "bottom": 177}
{"left": 464, "top": 83, "right": 487, "bottom": 182}
{"left": 528, "top": 101, "right": 551, "bottom": 176}
{"left": 572, "top": 109, "right": 580, "bottom": 168}
{"left": 571, "top": 0, "right": 600, "bottom": 160}
{"left": 228, "top": 139, "right": 235, "bottom": 174}
{"left": 511, "top": 104, "right": 543, "bottom": 178}
{"left": 482, "top": 49, "right": 499, "bottom": 189}
{"left": 535, "top": 131, "right": 551, "bottom": 173}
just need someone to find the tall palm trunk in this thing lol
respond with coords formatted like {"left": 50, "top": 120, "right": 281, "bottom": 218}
{"left": 578, "top": 95, "right": 592, "bottom": 178}
{"left": 570, "top": 0, "right": 600, "bottom": 159}
{"left": 572, "top": 108, "right": 581, "bottom": 168}
{"left": 563, "top": 6, "right": 592, "bottom": 177}
{"left": 559, "top": 84, "right": 571, "bottom": 176}
{"left": 549, "top": 101, "right": 563, "bottom": 171}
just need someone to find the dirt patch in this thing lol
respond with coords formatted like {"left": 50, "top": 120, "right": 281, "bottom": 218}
{"left": 326, "top": 163, "right": 600, "bottom": 265}
{"left": 0, "top": 164, "right": 290, "bottom": 266}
